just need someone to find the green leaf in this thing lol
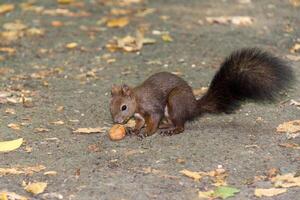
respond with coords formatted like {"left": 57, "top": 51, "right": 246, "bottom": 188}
{"left": 214, "top": 186, "right": 240, "bottom": 199}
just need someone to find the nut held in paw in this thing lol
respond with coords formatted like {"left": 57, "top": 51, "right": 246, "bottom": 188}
{"left": 109, "top": 124, "right": 126, "bottom": 141}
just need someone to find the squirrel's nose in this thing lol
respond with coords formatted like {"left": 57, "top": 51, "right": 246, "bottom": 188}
{"left": 114, "top": 118, "right": 124, "bottom": 124}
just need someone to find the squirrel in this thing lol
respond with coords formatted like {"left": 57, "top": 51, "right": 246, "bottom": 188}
{"left": 110, "top": 48, "right": 294, "bottom": 137}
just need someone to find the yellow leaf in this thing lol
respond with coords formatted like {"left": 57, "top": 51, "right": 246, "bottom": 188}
{"left": 0, "top": 191, "right": 27, "bottom": 200}
{"left": 0, "top": 4, "right": 14, "bottom": 15}
{"left": 106, "top": 17, "right": 129, "bottom": 28}
{"left": 161, "top": 33, "right": 173, "bottom": 42}
{"left": 0, "top": 192, "right": 8, "bottom": 200}
{"left": 254, "top": 188, "right": 287, "bottom": 197}
{"left": 24, "top": 182, "right": 47, "bottom": 195}
{"left": 180, "top": 169, "right": 202, "bottom": 181}
{"left": 276, "top": 120, "right": 300, "bottom": 133}
{"left": 73, "top": 127, "right": 107, "bottom": 134}
{"left": 65, "top": 42, "right": 78, "bottom": 49}
{"left": 0, "top": 138, "right": 23, "bottom": 152}
{"left": 57, "top": 0, "right": 74, "bottom": 4}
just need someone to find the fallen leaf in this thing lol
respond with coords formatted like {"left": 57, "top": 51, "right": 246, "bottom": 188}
{"left": 24, "top": 182, "right": 47, "bottom": 195}
{"left": 106, "top": 30, "right": 153, "bottom": 52}
{"left": 0, "top": 4, "right": 15, "bottom": 15}
{"left": 290, "top": 99, "right": 300, "bottom": 107}
{"left": 193, "top": 87, "right": 208, "bottom": 96}
{"left": 51, "top": 20, "right": 64, "bottom": 27}
{"left": 34, "top": 128, "right": 50, "bottom": 133}
{"left": 0, "top": 191, "right": 28, "bottom": 200}
{"left": 254, "top": 188, "right": 287, "bottom": 197}
{"left": 26, "top": 28, "right": 45, "bottom": 36}
{"left": 213, "top": 186, "right": 240, "bottom": 199}
{"left": 290, "top": 43, "right": 300, "bottom": 53}
{"left": 290, "top": 0, "right": 300, "bottom": 7}
{"left": 65, "top": 42, "right": 78, "bottom": 49}
{"left": 206, "top": 16, "right": 254, "bottom": 26}
{"left": 276, "top": 120, "right": 300, "bottom": 133}
{"left": 3, "top": 22, "right": 27, "bottom": 31}
{"left": 8, "top": 123, "right": 21, "bottom": 130}
{"left": 57, "top": 0, "right": 74, "bottom": 4}
{"left": 0, "top": 138, "right": 23, "bottom": 152}
{"left": 0, "top": 47, "right": 16, "bottom": 54}
{"left": 51, "top": 120, "right": 64, "bottom": 125}
{"left": 44, "top": 171, "right": 57, "bottom": 176}
{"left": 73, "top": 127, "right": 107, "bottom": 134}
{"left": 106, "top": 17, "right": 129, "bottom": 28}
{"left": 161, "top": 33, "right": 173, "bottom": 42}
{"left": 5, "top": 108, "right": 15, "bottom": 114}
{"left": 279, "top": 143, "right": 300, "bottom": 150}
{"left": 271, "top": 173, "right": 300, "bottom": 188}
{"left": 110, "top": 8, "right": 131, "bottom": 15}
{"left": 180, "top": 169, "right": 202, "bottom": 181}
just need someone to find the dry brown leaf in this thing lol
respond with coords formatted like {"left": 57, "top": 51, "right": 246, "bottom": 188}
{"left": 7, "top": 123, "right": 21, "bottom": 130}
{"left": 34, "top": 128, "right": 50, "bottom": 133}
{"left": 73, "top": 127, "right": 107, "bottom": 134}
{"left": 198, "top": 190, "right": 214, "bottom": 199}
{"left": 26, "top": 28, "right": 45, "bottom": 36}
{"left": 279, "top": 143, "right": 300, "bottom": 150}
{"left": 271, "top": 173, "right": 300, "bottom": 188}
{"left": 51, "top": 20, "right": 64, "bottom": 27}
{"left": 254, "top": 188, "right": 287, "bottom": 197}
{"left": 276, "top": 120, "right": 300, "bottom": 133}
{"left": 0, "top": 4, "right": 15, "bottom": 15}
{"left": 206, "top": 16, "right": 254, "bottom": 26}
{"left": 106, "top": 17, "right": 129, "bottom": 28}
{"left": 51, "top": 120, "right": 64, "bottom": 125}
{"left": 0, "top": 47, "right": 16, "bottom": 54}
{"left": 180, "top": 169, "right": 202, "bottom": 181}
{"left": 0, "top": 165, "right": 46, "bottom": 176}
{"left": 290, "top": 43, "right": 300, "bottom": 53}
{"left": 290, "top": 0, "right": 300, "bottom": 7}
{"left": 106, "top": 30, "right": 154, "bottom": 52}
{"left": 110, "top": 8, "right": 131, "bottom": 15}
{"left": 3, "top": 22, "right": 27, "bottom": 31}
{"left": 5, "top": 108, "right": 15, "bottom": 114}
{"left": 24, "top": 182, "right": 47, "bottom": 195}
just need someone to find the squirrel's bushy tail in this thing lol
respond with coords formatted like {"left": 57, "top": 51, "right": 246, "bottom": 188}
{"left": 198, "top": 48, "right": 294, "bottom": 113}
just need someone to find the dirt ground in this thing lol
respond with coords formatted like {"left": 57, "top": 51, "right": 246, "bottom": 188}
{"left": 0, "top": 0, "right": 300, "bottom": 199}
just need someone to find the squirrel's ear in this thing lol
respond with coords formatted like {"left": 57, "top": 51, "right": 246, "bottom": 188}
{"left": 111, "top": 84, "right": 121, "bottom": 96}
{"left": 121, "top": 84, "right": 132, "bottom": 96}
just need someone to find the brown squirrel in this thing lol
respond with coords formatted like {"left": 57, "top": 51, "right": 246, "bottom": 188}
{"left": 110, "top": 48, "right": 294, "bottom": 137}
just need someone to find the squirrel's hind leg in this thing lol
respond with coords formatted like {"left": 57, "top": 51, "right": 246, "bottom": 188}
{"left": 159, "top": 86, "right": 197, "bottom": 136}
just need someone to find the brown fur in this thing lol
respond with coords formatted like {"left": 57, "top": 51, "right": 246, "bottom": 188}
{"left": 110, "top": 48, "right": 294, "bottom": 137}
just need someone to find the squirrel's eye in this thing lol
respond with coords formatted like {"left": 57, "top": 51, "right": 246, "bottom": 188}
{"left": 121, "top": 105, "right": 127, "bottom": 111}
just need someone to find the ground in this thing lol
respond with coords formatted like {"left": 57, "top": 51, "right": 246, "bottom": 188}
{"left": 0, "top": 0, "right": 300, "bottom": 199}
